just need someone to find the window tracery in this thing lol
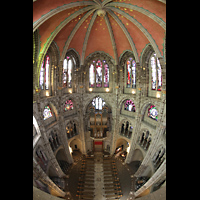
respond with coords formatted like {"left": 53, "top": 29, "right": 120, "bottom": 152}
{"left": 150, "top": 54, "right": 162, "bottom": 91}
{"left": 92, "top": 96, "right": 105, "bottom": 110}
{"left": 39, "top": 55, "right": 50, "bottom": 90}
{"left": 124, "top": 99, "right": 136, "bottom": 112}
{"left": 126, "top": 57, "right": 136, "bottom": 88}
{"left": 63, "top": 56, "right": 74, "bottom": 88}
{"left": 43, "top": 105, "right": 53, "bottom": 120}
{"left": 148, "top": 105, "right": 158, "bottom": 121}
{"left": 89, "top": 59, "right": 109, "bottom": 88}
{"left": 64, "top": 99, "right": 74, "bottom": 111}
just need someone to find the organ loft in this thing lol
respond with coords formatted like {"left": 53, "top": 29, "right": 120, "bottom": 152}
{"left": 33, "top": 0, "right": 166, "bottom": 199}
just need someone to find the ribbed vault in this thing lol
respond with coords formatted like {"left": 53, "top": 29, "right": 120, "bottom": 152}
{"left": 33, "top": 0, "right": 166, "bottom": 83}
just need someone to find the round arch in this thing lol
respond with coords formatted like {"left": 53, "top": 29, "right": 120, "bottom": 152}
{"left": 84, "top": 95, "right": 112, "bottom": 115}
{"left": 131, "top": 149, "right": 144, "bottom": 162}
{"left": 61, "top": 96, "right": 78, "bottom": 111}
{"left": 69, "top": 138, "right": 83, "bottom": 154}
{"left": 139, "top": 101, "right": 160, "bottom": 122}
{"left": 119, "top": 98, "right": 137, "bottom": 114}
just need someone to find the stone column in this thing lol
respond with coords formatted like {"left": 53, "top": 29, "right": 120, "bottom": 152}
{"left": 58, "top": 60, "right": 63, "bottom": 88}
{"left": 33, "top": 158, "right": 66, "bottom": 197}
{"left": 134, "top": 159, "right": 166, "bottom": 198}
{"left": 125, "top": 114, "right": 142, "bottom": 164}
{"left": 57, "top": 92, "right": 74, "bottom": 164}
{"left": 79, "top": 105, "right": 87, "bottom": 155}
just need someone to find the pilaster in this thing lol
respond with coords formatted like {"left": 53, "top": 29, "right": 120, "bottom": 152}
{"left": 78, "top": 94, "right": 87, "bottom": 154}
{"left": 57, "top": 92, "right": 74, "bottom": 164}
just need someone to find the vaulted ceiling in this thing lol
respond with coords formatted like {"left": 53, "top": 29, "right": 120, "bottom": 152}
{"left": 33, "top": 0, "right": 166, "bottom": 67}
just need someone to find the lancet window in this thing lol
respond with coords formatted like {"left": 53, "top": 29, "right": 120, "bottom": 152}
{"left": 89, "top": 59, "right": 109, "bottom": 88}
{"left": 126, "top": 57, "right": 136, "bottom": 88}
{"left": 39, "top": 55, "right": 50, "bottom": 90}
{"left": 150, "top": 54, "right": 162, "bottom": 91}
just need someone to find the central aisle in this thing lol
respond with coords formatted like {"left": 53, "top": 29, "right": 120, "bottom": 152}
{"left": 94, "top": 152, "right": 105, "bottom": 200}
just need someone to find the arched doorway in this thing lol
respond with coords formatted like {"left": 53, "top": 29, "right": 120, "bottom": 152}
{"left": 115, "top": 138, "right": 130, "bottom": 161}
{"left": 69, "top": 138, "right": 83, "bottom": 162}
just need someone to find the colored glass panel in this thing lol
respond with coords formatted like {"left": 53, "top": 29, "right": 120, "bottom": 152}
{"left": 148, "top": 105, "right": 158, "bottom": 121}
{"left": 124, "top": 99, "right": 136, "bottom": 112}
{"left": 43, "top": 106, "right": 52, "bottom": 120}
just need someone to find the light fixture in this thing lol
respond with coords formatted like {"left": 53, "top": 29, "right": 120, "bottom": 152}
{"left": 89, "top": 88, "right": 93, "bottom": 92}
{"left": 106, "top": 88, "right": 109, "bottom": 92}
{"left": 69, "top": 147, "right": 73, "bottom": 154}
{"left": 132, "top": 90, "right": 135, "bottom": 94}
{"left": 156, "top": 93, "right": 160, "bottom": 98}
{"left": 46, "top": 91, "right": 49, "bottom": 96}
{"left": 127, "top": 146, "right": 130, "bottom": 153}
{"left": 69, "top": 89, "right": 72, "bottom": 94}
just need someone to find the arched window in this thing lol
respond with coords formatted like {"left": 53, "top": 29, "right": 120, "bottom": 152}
{"left": 124, "top": 99, "right": 136, "bottom": 112}
{"left": 96, "top": 60, "right": 102, "bottom": 87}
{"left": 126, "top": 57, "right": 136, "bottom": 88}
{"left": 39, "top": 55, "right": 50, "bottom": 90}
{"left": 89, "top": 64, "right": 95, "bottom": 88}
{"left": 89, "top": 59, "right": 109, "bottom": 88}
{"left": 43, "top": 105, "right": 52, "bottom": 120}
{"left": 63, "top": 56, "right": 75, "bottom": 88}
{"left": 148, "top": 105, "right": 158, "bottom": 121}
{"left": 150, "top": 54, "right": 162, "bottom": 91}
{"left": 92, "top": 96, "right": 105, "bottom": 110}
{"left": 64, "top": 99, "right": 74, "bottom": 111}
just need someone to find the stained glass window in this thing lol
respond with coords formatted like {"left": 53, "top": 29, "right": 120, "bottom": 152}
{"left": 104, "top": 63, "right": 109, "bottom": 88}
{"left": 92, "top": 97, "right": 105, "bottom": 110}
{"left": 63, "top": 56, "right": 74, "bottom": 88}
{"left": 96, "top": 60, "right": 102, "bottom": 87}
{"left": 39, "top": 55, "right": 50, "bottom": 90}
{"left": 89, "top": 63, "right": 95, "bottom": 88}
{"left": 126, "top": 57, "right": 136, "bottom": 88}
{"left": 64, "top": 100, "right": 73, "bottom": 111}
{"left": 151, "top": 56, "right": 156, "bottom": 90}
{"left": 89, "top": 59, "right": 109, "bottom": 88}
{"left": 148, "top": 105, "right": 158, "bottom": 121}
{"left": 150, "top": 54, "right": 162, "bottom": 91}
{"left": 43, "top": 106, "right": 52, "bottom": 120}
{"left": 132, "top": 60, "right": 136, "bottom": 88}
{"left": 63, "top": 59, "right": 67, "bottom": 87}
{"left": 124, "top": 99, "right": 136, "bottom": 112}
{"left": 45, "top": 55, "right": 50, "bottom": 89}
{"left": 68, "top": 59, "right": 72, "bottom": 88}
{"left": 157, "top": 58, "right": 162, "bottom": 91}
{"left": 39, "top": 60, "right": 44, "bottom": 90}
